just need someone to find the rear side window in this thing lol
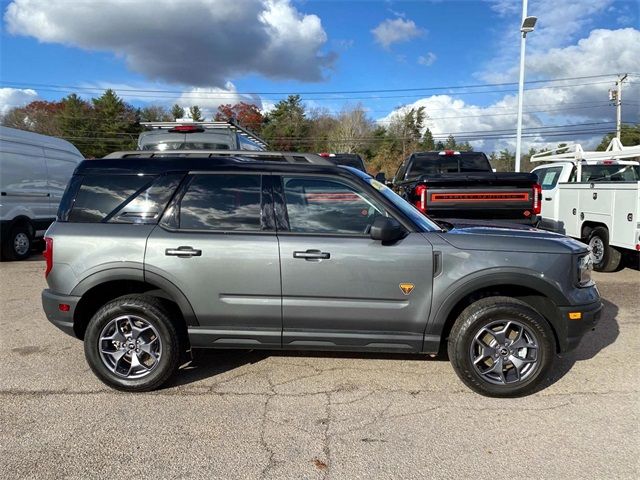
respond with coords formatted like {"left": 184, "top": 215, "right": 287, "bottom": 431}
{"left": 535, "top": 166, "right": 563, "bottom": 190}
{"left": 178, "top": 174, "right": 263, "bottom": 231}
{"left": 63, "top": 174, "right": 182, "bottom": 223}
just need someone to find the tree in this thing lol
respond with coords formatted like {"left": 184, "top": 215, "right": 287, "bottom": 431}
{"left": 596, "top": 124, "right": 640, "bottom": 150}
{"left": 420, "top": 128, "right": 435, "bottom": 150}
{"left": 92, "top": 89, "right": 139, "bottom": 156}
{"left": 189, "top": 105, "right": 203, "bottom": 122}
{"left": 1, "top": 100, "right": 64, "bottom": 136}
{"left": 307, "top": 107, "right": 338, "bottom": 152}
{"left": 327, "top": 104, "right": 373, "bottom": 153}
{"left": 58, "top": 94, "right": 97, "bottom": 157}
{"left": 171, "top": 104, "right": 184, "bottom": 120}
{"left": 214, "top": 102, "right": 264, "bottom": 132}
{"left": 261, "top": 95, "right": 309, "bottom": 151}
{"left": 444, "top": 134, "right": 457, "bottom": 150}
{"left": 140, "top": 105, "right": 172, "bottom": 122}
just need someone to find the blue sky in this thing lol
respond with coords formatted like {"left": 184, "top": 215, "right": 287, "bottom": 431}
{"left": 1, "top": 0, "right": 639, "bottom": 151}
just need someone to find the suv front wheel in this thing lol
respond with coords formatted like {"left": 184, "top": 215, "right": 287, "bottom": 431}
{"left": 84, "top": 295, "right": 180, "bottom": 392}
{"left": 448, "top": 297, "right": 555, "bottom": 397}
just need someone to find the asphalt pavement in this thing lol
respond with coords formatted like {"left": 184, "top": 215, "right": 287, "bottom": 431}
{"left": 1, "top": 258, "right": 638, "bottom": 479}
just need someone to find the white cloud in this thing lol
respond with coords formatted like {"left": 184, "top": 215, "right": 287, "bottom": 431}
{"left": 372, "top": 17, "right": 424, "bottom": 49}
{"left": 175, "top": 82, "right": 263, "bottom": 120}
{"left": 481, "top": 0, "right": 616, "bottom": 83}
{"left": 4, "top": 0, "right": 334, "bottom": 87}
{"left": 418, "top": 52, "right": 437, "bottom": 66}
{"left": 0, "top": 88, "right": 38, "bottom": 115}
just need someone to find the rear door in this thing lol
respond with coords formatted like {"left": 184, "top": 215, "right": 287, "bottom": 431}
{"left": 144, "top": 172, "right": 282, "bottom": 348}
{"left": 275, "top": 174, "right": 433, "bottom": 352}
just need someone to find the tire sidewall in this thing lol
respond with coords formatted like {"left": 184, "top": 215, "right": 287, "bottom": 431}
{"left": 4, "top": 224, "right": 32, "bottom": 261}
{"left": 451, "top": 301, "right": 554, "bottom": 397}
{"left": 588, "top": 227, "right": 609, "bottom": 271}
{"left": 84, "top": 297, "right": 178, "bottom": 391}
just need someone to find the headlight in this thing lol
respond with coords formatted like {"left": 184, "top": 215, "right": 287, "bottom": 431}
{"left": 577, "top": 253, "right": 593, "bottom": 287}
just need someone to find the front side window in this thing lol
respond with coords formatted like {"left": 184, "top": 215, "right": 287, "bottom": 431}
{"left": 179, "top": 174, "right": 262, "bottom": 231}
{"left": 282, "top": 176, "right": 386, "bottom": 235}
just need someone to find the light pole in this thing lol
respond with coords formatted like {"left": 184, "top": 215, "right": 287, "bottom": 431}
{"left": 514, "top": 0, "right": 537, "bottom": 172}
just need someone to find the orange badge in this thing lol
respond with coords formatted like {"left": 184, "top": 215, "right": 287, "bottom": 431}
{"left": 399, "top": 283, "right": 415, "bottom": 295}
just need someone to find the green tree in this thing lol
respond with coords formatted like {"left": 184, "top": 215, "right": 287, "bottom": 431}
{"left": 444, "top": 134, "right": 456, "bottom": 150}
{"left": 92, "top": 89, "right": 139, "bottom": 156}
{"left": 261, "top": 95, "right": 309, "bottom": 151}
{"left": 189, "top": 105, "right": 203, "bottom": 121}
{"left": 58, "top": 94, "right": 97, "bottom": 157}
{"left": 171, "top": 104, "right": 184, "bottom": 120}
{"left": 596, "top": 124, "right": 640, "bottom": 150}
{"left": 420, "top": 128, "right": 435, "bottom": 150}
{"left": 140, "top": 105, "right": 172, "bottom": 122}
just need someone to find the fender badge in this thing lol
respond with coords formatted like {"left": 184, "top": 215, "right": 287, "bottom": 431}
{"left": 399, "top": 283, "right": 415, "bottom": 295}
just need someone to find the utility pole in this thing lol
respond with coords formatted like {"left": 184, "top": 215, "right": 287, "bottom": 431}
{"left": 610, "top": 74, "right": 628, "bottom": 140}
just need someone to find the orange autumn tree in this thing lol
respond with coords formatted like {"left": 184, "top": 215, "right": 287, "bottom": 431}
{"left": 214, "top": 102, "right": 264, "bottom": 133}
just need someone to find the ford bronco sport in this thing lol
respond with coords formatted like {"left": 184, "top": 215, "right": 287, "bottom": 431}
{"left": 41, "top": 152, "right": 602, "bottom": 397}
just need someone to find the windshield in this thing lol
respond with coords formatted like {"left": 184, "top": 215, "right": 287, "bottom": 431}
{"left": 408, "top": 153, "right": 491, "bottom": 179}
{"left": 366, "top": 178, "right": 442, "bottom": 232}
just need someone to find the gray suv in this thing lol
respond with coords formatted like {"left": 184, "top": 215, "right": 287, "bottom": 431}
{"left": 41, "top": 154, "right": 602, "bottom": 397}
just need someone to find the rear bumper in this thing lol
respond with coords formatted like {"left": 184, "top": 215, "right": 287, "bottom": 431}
{"left": 41, "top": 289, "right": 81, "bottom": 338}
{"left": 559, "top": 300, "right": 603, "bottom": 352}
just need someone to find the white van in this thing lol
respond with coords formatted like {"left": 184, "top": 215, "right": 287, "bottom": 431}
{"left": 0, "top": 127, "right": 84, "bottom": 260}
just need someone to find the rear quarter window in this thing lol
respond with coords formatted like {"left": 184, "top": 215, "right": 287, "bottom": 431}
{"left": 63, "top": 174, "right": 183, "bottom": 223}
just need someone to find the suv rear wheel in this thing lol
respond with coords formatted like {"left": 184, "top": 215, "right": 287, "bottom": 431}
{"left": 84, "top": 295, "right": 180, "bottom": 392}
{"left": 448, "top": 297, "right": 554, "bottom": 397}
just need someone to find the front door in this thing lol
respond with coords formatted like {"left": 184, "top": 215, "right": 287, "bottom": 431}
{"left": 275, "top": 174, "right": 433, "bottom": 352}
{"left": 145, "top": 172, "right": 282, "bottom": 348}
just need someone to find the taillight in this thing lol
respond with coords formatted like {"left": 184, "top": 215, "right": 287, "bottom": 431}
{"left": 532, "top": 184, "right": 542, "bottom": 215}
{"left": 43, "top": 237, "right": 53, "bottom": 278}
{"left": 414, "top": 184, "right": 427, "bottom": 213}
{"left": 168, "top": 125, "right": 205, "bottom": 133}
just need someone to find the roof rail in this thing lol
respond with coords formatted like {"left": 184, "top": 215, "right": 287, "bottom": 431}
{"left": 102, "top": 150, "right": 334, "bottom": 165}
{"left": 530, "top": 138, "right": 640, "bottom": 164}
{"left": 139, "top": 119, "right": 268, "bottom": 149}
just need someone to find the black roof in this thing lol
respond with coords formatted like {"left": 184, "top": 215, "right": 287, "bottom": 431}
{"left": 75, "top": 155, "right": 358, "bottom": 178}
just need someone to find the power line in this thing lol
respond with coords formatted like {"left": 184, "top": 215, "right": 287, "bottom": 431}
{"left": 0, "top": 73, "right": 628, "bottom": 96}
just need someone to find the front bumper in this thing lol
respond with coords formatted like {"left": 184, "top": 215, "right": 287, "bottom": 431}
{"left": 559, "top": 300, "right": 603, "bottom": 352}
{"left": 41, "top": 289, "right": 81, "bottom": 338}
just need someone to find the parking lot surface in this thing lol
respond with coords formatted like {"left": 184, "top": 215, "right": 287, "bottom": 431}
{"left": 1, "top": 258, "right": 638, "bottom": 479}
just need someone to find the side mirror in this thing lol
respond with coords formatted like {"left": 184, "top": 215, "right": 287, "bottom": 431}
{"left": 375, "top": 172, "right": 386, "bottom": 183}
{"left": 370, "top": 216, "right": 405, "bottom": 243}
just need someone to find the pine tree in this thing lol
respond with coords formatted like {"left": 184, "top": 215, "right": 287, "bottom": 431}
{"left": 261, "top": 95, "right": 309, "bottom": 151}
{"left": 421, "top": 128, "right": 435, "bottom": 150}
{"left": 189, "top": 105, "right": 203, "bottom": 121}
{"left": 171, "top": 104, "right": 184, "bottom": 120}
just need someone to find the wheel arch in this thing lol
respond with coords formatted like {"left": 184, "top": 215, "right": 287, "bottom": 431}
{"left": 427, "top": 272, "right": 568, "bottom": 353}
{"left": 71, "top": 271, "right": 197, "bottom": 340}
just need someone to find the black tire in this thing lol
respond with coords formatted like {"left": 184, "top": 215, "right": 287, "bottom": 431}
{"left": 587, "top": 226, "right": 621, "bottom": 272}
{"left": 1, "top": 223, "right": 33, "bottom": 261}
{"left": 84, "top": 295, "right": 180, "bottom": 392}
{"left": 448, "top": 297, "right": 555, "bottom": 398}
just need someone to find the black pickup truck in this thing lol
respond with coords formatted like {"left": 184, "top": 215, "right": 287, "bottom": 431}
{"left": 391, "top": 150, "right": 541, "bottom": 225}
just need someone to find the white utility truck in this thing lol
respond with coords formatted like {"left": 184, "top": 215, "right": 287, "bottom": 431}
{"left": 530, "top": 139, "right": 640, "bottom": 271}
{"left": 0, "top": 127, "right": 84, "bottom": 260}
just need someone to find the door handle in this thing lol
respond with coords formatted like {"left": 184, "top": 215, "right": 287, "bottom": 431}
{"left": 293, "top": 249, "right": 330, "bottom": 260}
{"left": 165, "top": 246, "right": 202, "bottom": 257}
{"left": 545, "top": 197, "right": 552, "bottom": 201}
